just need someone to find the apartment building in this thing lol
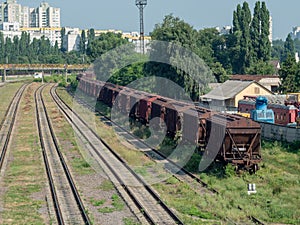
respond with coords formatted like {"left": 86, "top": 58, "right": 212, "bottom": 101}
{"left": 0, "top": 0, "right": 60, "bottom": 28}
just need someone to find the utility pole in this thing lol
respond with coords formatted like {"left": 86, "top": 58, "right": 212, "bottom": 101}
{"left": 135, "top": 0, "right": 147, "bottom": 54}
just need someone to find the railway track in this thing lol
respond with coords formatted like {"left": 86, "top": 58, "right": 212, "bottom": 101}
{"left": 51, "top": 85, "right": 184, "bottom": 225}
{"left": 69, "top": 89, "right": 266, "bottom": 225}
{"left": 0, "top": 83, "right": 28, "bottom": 171}
{"left": 35, "top": 84, "right": 91, "bottom": 225}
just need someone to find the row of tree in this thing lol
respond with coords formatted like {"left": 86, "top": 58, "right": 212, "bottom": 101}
{"left": 0, "top": 32, "right": 61, "bottom": 64}
{"left": 0, "top": 28, "right": 127, "bottom": 65}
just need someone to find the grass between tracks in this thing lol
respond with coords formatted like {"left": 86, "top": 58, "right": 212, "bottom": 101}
{"left": 43, "top": 85, "right": 140, "bottom": 224}
{"left": 1, "top": 83, "right": 47, "bottom": 224}
{"left": 42, "top": 85, "right": 94, "bottom": 176}
{"left": 0, "top": 82, "right": 24, "bottom": 126}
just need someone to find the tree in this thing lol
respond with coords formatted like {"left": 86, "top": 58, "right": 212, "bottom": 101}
{"left": 86, "top": 32, "right": 128, "bottom": 61}
{"left": 212, "top": 33, "right": 233, "bottom": 74}
{"left": 259, "top": 2, "right": 271, "bottom": 61}
{"left": 79, "top": 29, "right": 86, "bottom": 54}
{"left": 108, "top": 62, "right": 145, "bottom": 86}
{"left": 88, "top": 28, "right": 95, "bottom": 41}
{"left": 293, "top": 38, "right": 300, "bottom": 54}
{"left": 239, "top": 2, "right": 252, "bottom": 73}
{"left": 87, "top": 28, "right": 95, "bottom": 55}
{"left": 53, "top": 41, "right": 60, "bottom": 55}
{"left": 12, "top": 36, "right": 20, "bottom": 61}
{"left": 279, "top": 55, "right": 298, "bottom": 93}
{"left": 212, "top": 62, "right": 229, "bottom": 82}
{"left": 148, "top": 15, "right": 215, "bottom": 100}
{"left": 197, "top": 28, "right": 219, "bottom": 64}
{"left": 282, "top": 34, "right": 295, "bottom": 61}
{"left": 246, "top": 60, "right": 275, "bottom": 75}
{"left": 229, "top": 1, "right": 272, "bottom": 74}
{"left": 231, "top": 2, "right": 252, "bottom": 74}
{"left": 0, "top": 32, "right": 4, "bottom": 63}
{"left": 250, "top": 1, "right": 261, "bottom": 61}
{"left": 60, "top": 27, "right": 66, "bottom": 52}
{"left": 28, "top": 38, "right": 40, "bottom": 63}
{"left": 233, "top": 4, "right": 242, "bottom": 33}
{"left": 19, "top": 32, "right": 29, "bottom": 57}
{"left": 5, "top": 37, "right": 13, "bottom": 63}
{"left": 271, "top": 39, "right": 284, "bottom": 60}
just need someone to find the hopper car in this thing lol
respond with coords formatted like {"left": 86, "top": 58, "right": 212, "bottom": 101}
{"left": 77, "top": 75, "right": 262, "bottom": 172}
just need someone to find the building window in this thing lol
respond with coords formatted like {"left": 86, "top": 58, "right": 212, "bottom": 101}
{"left": 271, "top": 85, "right": 278, "bottom": 93}
{"left": 254, "top": 87, "right": 260, "bottom": 94}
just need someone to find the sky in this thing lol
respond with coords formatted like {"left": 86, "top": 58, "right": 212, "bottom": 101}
{"left": 18, "top": 0, "right": 300, "bottom": 40}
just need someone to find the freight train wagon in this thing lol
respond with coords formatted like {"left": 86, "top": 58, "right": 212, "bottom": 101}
{"left": 77, "top": 75, "right": 262, "bottom": 172}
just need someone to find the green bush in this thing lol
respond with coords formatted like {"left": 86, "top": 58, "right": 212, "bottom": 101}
{"left": 58, "top": 81, "right": 67, "bottom": 87}
{"left": 33, "top": 78, "right": 42, "bottom": 82}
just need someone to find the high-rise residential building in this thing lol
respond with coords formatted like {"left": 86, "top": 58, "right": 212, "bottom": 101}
{"left": 21, "top": 6, "right": 30, "bottom": 28}
{"left": 0, "top": 0, "right": 60, "bottom": 28}
{"left": 0, "top": 0, "right": 20, "bottom": 24}
{"left": 0, "top": 0, "right": 61, "bottom": 47}
{"left": 30, "top": 2, "right": 60, "bottom": 28}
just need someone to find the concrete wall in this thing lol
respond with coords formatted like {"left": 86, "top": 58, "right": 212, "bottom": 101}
{"left": 260, "top": 122, "right": 300, "bottom": 143}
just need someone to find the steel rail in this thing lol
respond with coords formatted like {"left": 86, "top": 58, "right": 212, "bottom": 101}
{"left": 36, "top": 84, "right": 92, "bottom": 225}
{"left": 39, "top": 84, "right": 91, "bottom": 225}
{"left": 51, "top": 85, "right": 184, "bottom": 225}
{"left": 35, "top": 84, "right": 65, "bottom": 225}
{"left": 0, "top": 83, "right": 28, "bottom": 170}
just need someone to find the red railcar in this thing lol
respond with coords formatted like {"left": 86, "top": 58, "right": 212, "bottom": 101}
{"left": 77, "top": 75, "right": 262, "bottom": 172}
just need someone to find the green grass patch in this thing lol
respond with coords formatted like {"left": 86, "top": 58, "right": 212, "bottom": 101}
{"left": 90, "top": 198, "right": 106, "bottom": 207}
{"left": 123, "top": 217, "right": 141, "bottom": 225}
{"left": 98, "top": 194, "right": 125, "bottom": 213}
{"left": 71, "top": 157, "right": 92, "bottom": 175}
{"left": 0, "top": 82, "right": 23, "bottom": 126}
{"left": 196, "top": 140, "right": 300, "bottom": 224}
{"left": 98, "top": 180, "right": 114, "bottom": 191}
{"left": 134, "top": 167, "right": 148, "bottom": 176}
{"left": 42, "top": 86, "right": 94, "bottom": 176}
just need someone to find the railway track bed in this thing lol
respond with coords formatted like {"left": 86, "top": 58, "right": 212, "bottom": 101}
{"left": 35, "top": 84, "right": 90, "bottom": 225}
{"left": 0, "top": 83, "right": 28, "bottom": 173}
{"left": 51, "top": 85, "right": 184, "bottom": 224}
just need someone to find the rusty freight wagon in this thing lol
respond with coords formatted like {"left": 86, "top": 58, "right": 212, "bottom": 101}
{"left": 77, "top": 75, "right": 262, "bottom": 172}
